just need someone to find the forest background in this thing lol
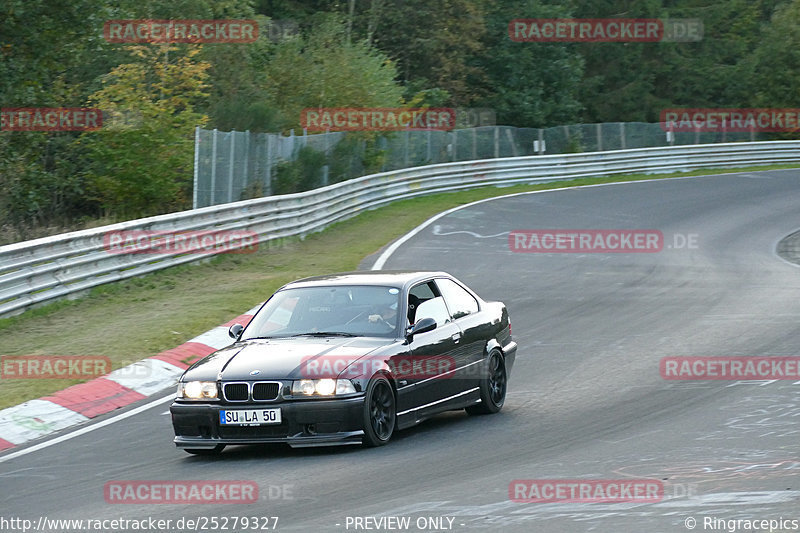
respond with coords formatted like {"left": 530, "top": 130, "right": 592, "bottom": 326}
{"left": 1, "top": 0, "right": 797, "bottom": 242}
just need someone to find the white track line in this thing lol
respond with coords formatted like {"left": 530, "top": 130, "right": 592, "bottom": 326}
{"left": 371, "top": 175, "right": 706, "bottom": 270}
{"left": 0, "top": 393, "right": 174, "bottom": 464}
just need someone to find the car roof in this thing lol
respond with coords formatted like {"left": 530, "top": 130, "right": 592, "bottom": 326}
{"left": 282, "top": 270, "right": 450, "bottom": 290}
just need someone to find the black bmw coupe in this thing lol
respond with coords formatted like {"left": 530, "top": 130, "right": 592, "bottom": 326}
{"left": 170, "top": 271, "right": 517, "bottom": 453}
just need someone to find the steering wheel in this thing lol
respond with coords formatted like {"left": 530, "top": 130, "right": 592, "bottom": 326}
{"left": 369, "top": 314, "right": 395, "bottom": 331}
{"left": 345, "top": 311, "right": 368, "bottom": 325}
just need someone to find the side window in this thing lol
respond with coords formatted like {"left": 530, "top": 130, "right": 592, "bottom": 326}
{"left": 407, "top": 281, "right": 438, "bottom": 325}
{"left": 414, "top": 296, "right": 451, "bottom": 327}
{"left": 436, "top": 278, "right": 479, "bottom": 320}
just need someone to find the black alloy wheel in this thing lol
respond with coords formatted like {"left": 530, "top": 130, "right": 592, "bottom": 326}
{"left": 466, "top": 350, "right": 506, "bottom": 415}
{"left": 362, "top": 376, "right": 396, "bottom": 446}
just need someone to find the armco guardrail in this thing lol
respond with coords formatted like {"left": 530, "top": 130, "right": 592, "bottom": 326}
{"left": 2, "top": 141, "right": 799, "bottom": 318}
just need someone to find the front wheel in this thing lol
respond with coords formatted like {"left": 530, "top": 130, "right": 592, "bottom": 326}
{"left": 362, "top": 376, "right": 396, "bottom": 447}
{"left": 466, "top": 350, "right": 506, "bottom": 415}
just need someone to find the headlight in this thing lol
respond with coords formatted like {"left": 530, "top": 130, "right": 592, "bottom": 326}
{"left": 291, "top": 379, "right": 356, "bottom": 396}
{"left": 178, "top": 381, "right": 218, "bottom": 400}
{"left": 315, "top": 378, "right": 336, "bottom": 395}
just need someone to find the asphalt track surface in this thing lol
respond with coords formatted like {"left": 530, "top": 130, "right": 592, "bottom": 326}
{"left": 2, "top": 170, "right": 800, "bottom": 533}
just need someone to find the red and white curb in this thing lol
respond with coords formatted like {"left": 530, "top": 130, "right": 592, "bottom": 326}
{"left": 0, "top": 304, "right": 262, "bottom": 452}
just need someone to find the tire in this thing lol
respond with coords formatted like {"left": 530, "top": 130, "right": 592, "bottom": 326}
{"left": 466, "top": 350, "right": 506, "bottom": 415}
{"left": 362, "top": 376, "right": 396, "bottom": 447}
{"left": 184, "top": 444, "right": 225, "bottom": 455}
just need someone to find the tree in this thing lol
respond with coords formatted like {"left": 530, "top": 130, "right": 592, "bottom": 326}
{"left": 261, "top": 14, "right": 403, "bottom": 132}
{"left": 202, "top": 15, "right": 281, "bottom": 132}
{"left": 366, "top": 0, "right": 488, "bottom": 105}
{"left": 80, "top": 45, "right": 210, "bottom": 217}
{"left": 741, "top": 0, "right": 800, "bottom": 108}
{"left": 569, "top": 0, "right": 788, "bottom": 121}
{"left": 472, "top": 0, "right": 584, "bottom": 126}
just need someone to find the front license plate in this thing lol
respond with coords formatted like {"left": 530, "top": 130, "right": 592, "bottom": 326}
{"left": 219, "top": 408, "right": 282, "bottom": 426}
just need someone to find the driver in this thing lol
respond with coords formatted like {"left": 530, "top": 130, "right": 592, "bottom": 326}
{"left": 368, "top": 290, "right": 399, "bottom": 324}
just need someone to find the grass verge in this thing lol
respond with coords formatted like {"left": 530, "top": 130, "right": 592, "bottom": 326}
{"left": 0, "top": 164, "right": 798, "bottom": 410}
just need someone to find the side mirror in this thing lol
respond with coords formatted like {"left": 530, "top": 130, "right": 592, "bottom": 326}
{"left": 228, "top": 323, "right": 244, "bottom": 340}
{"left": 406, "top": 317, "right": 437, "bottom": 339}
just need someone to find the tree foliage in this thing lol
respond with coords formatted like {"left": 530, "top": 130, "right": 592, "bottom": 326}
{"left": 79, "top": 45, "right": 210, "bottom": 217}
{"left": 262, "top": 14, "right": 403, "bottom": 132}
{"left": 1, "top": 0, "right": 798, "bottom": 241}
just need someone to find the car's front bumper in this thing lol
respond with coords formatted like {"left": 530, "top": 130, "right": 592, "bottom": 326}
{"left": 171, "top": 395, "right": 365, "bottom": 449}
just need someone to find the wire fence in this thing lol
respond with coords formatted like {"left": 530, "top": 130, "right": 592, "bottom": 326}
{"left": 193, "top": 122, "right": 762, "bottom": 208}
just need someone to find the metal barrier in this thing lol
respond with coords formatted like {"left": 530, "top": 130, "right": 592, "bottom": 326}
{"left": 2, "top": 141, "right": 799, "bottom": 318}
{"left": 193, "top": 121, "right": 763, "bottom": 208}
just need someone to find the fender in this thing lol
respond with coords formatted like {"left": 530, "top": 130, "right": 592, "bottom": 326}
{"left": 484, "top": 338, "right": 502, "bottom": 357}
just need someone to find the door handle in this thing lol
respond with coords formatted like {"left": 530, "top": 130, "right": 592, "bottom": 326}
{"left": 451, "top": 333, "right": 461, "bottom": 343}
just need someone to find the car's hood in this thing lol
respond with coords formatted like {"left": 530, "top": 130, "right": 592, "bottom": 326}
{"left": 181, "top": 336, "right": 395, "bottom": 381}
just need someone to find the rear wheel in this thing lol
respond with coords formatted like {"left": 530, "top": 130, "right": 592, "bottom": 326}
{"left": 184, "top": 444, "right": 225, "bottom": 455}
{"left": 466, "top": 350, "right": 506, "bottom": 415}
{"left": 362, "top": 376, "right": 396, "bottom": 447}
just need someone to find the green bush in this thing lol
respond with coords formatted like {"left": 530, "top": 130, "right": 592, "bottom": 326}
{"left": 272, "top": 146, "right": 327, "bottom": 194}
{"left": 0, "top": 133, "right": 96, "bottom": 242}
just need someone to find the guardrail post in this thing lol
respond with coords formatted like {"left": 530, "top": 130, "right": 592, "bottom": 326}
{"left": 494, "top": 126, "right": 500, "bottom": 158}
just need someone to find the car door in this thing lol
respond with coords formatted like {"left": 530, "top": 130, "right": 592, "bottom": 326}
{"left": 434, "top": 277, "right": 486, "bottom": 395}
{"left": 395, "top": 281, "right": 464, "bottom": 425}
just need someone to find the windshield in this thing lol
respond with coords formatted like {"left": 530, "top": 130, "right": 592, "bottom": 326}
{"left": 241, "top": 285, "right": 401, "bottom": 339}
